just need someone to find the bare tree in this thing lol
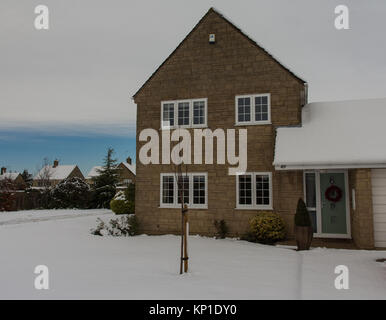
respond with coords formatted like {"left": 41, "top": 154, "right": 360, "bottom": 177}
{"left": 174, "top": 163, "right": 189, "bottom": 274}
{"left": 35, "top": 157, "right": 53, "bottom": 189}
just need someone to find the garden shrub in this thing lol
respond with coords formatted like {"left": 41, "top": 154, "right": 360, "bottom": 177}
{"left": 91, "top": 184, "right": 116, "bottom": 209}
{"left": 0, "top": 179, "right": 17, "bottom": 211}
{"left": 214, "top": 219, "right": 228, "bottom": 239}
{"left": 90, "top": 218, "right": 106, "bottom": 236}
{"left": 50, "top": 177, "right": 91, "bottom": 209}
{"left": 90, "top": 215, "right": 139, "bottom": 237}
{"left": 110, "top": 191, "right": 133, "bottom": 215}
{"left": 124, "top": 183, "right": 135, "bottom": 203}
{"left": 244, "top": 211, "right": 286, "bottom": 244}
{"left": 295, "top": 198, "right": 311, "bottom": 227}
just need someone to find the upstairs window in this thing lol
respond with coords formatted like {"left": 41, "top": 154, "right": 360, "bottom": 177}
{"left": 178, "top": 102, "right": 190, "bottom": 126}
{"left": 235, "top": 94, "right": 271, "bottom": 125}
{"left": 161, "top": 98, "right": 207, "bottom": 129}
{"left": 237, "top": 97, "right": 251, "bottom": 123}
{"left": 254, "top": 95, "right": 269, "bottom": 122}
{"left": 162, "top": 103, "right": 174, "bottom": 128}
{"left": 193, "top": 100, "right": 206, "bottom": 125}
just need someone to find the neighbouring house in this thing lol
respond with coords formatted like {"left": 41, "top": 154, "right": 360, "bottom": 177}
{"left": 116, "top": 157, "right": 136, "bottom": 187}
{"left": 133, "top": 7, "right": 385, "bottom": 249}
{"left": 0, "top": 167, "right": 25, "bottom": 189}
{"left": 85, "top": 166, "right": 103, "bottom": 184}
{"left": 33, "top": 160, "right": 84, "bottom": 187}
{"left": 86, "top": 157, "right": 136, "bottom": 188}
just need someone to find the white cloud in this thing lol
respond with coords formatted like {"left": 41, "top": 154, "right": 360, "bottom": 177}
{"left": 1, "top": 0, "right": 386, "bottom": 134}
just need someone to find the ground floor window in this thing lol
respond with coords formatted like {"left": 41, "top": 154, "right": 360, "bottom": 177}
{"left": 160, "top": 173, "right": 208, "bottom": 209}
{"left": 236, "top": 172, "right": 272, "bottom": 209}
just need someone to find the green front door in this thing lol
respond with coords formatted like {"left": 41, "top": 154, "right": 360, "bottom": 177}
{"left": 320, "top": 172, "right": 347, "bottom": 234}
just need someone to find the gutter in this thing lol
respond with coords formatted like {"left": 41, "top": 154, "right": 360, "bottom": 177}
{"left": 274, "top": 163, "right": 386, "bottom": 171}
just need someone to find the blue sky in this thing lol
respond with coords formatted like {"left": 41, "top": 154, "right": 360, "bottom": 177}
{"left": 0, "top": 130, "right": 136, "bottom": 177}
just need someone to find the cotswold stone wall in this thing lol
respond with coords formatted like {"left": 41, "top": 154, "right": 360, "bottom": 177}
{"left": 349, "top": 169, "right": 375, "bottom": 249}
{"left": 134, "top": 10, "right": 305, "bottom": 237}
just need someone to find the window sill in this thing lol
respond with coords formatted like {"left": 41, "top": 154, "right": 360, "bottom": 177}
{"left": 234, "top": 121, "right": 271, "bottom": 126}
{"left": 160, "top": 125, "right": 208, "bottom": 130}
{"left": 159, "top": 205, "right": 208, "bottom": 210}
{"left": 235, "top": 206, "right": 273, "bottom": 210}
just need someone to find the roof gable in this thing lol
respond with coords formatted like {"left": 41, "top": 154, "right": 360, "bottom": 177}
{"left": 133, "top": 7, "right": 305, "bottom": 100}
{"left": 120, "top": 162, "right": 136, "bottom": 175}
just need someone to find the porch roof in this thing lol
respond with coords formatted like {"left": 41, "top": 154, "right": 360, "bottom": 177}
{"left": 273, "top": 98, "right": 386, "bottom": 170}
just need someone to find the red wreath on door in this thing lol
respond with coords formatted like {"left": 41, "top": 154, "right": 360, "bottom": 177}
{"left": 325, "top": 185, "right": 343, "bottom": 202}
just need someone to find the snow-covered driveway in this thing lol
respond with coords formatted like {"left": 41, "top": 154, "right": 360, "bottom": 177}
{"left": 0, "top": 209, "right": 385, "bottom": 299}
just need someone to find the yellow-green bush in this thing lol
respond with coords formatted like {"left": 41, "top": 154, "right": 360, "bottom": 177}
{"left": 246, "top": 211, "right": 286, "bottom": 244}
{"left": 110, "top": 199, "right": 131, "bottom": 215}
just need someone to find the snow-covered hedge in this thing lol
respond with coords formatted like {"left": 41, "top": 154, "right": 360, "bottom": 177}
{"left": 91, "top": 215, "right": 139, "bottom": 236}
{"left": 50, "top": 177, "right": 92, "bottom": 209}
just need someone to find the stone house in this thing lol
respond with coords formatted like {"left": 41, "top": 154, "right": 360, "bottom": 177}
{"left": 33, "top": 160, "right": 84, "bottom": 187}
{"left": 116, "top": 157, "right": 136, "bottom": 187}
{"left": 0, "top": 167, "right": 25, "bottom": 190}
{"left": 86, "top": 157, "right": 136, "bottom": 188}
{"left": 133, "top": 8, "right": 386, "bottom": 249}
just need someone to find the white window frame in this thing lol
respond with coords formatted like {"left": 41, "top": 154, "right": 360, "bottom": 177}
{"left": 236, "top": 172, "right": 273, "bottom": 210}
{"left": 161, "top": 98, "right": 208, "bottom": 129}
{"left": 160, "top": 172, "right": 208, "bottom": 209}
{"left": 235, "top": 93, "right": 271, "bottom": 125}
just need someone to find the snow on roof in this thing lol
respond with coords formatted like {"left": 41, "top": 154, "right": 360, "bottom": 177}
{"left": 0, "top": 172, "right": 20, "bottom": 181}
{"left": 86, "top": 166, "right": 103, "bottom": 179}
{"left": 86, "top": 162, "right": 135, "bottom": 179}
{"left": 274, "top": 98, "right": 386, "bottom": 169}
{"left": 34, "top": 165, "right": 77, "bottom": 180}
{"left": 121, "top": 162, "right": 136, "bottom": 175}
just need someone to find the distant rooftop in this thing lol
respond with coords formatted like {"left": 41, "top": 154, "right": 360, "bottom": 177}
{"left": 0, "top": 172, "right": 20, "bottom": 181}
{"left": 34, "top": 165, "right": 77, "bottom": 180}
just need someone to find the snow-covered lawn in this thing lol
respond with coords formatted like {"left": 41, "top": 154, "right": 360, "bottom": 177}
{"left": 0, "top": 209, "right": 385, "bottom": 299}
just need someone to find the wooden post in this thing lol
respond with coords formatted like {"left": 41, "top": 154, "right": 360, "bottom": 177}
{"left": 175, "top": 162, "right": 190, "bottom": 274}
{"left": 178, "top": 170, "right": 184, "bottom": 275}
{"left": 183, "top": 204, "right": 189, "bottom": 273}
